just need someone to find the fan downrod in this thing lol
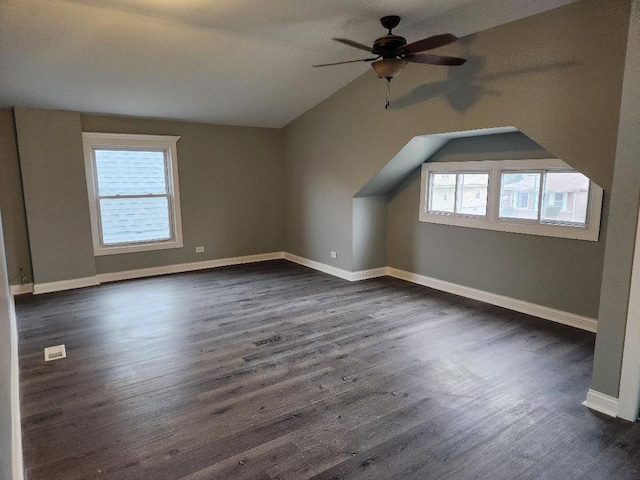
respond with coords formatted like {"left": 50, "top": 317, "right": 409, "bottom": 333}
{"left": 380, "top": 15, "right": 401, "bottom": 34}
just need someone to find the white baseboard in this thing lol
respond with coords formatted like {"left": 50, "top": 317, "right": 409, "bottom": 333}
{"left": 33, "top": 276, "right": 100, "bottom": 295}
{"left": 97, "top": 252, "right": 285, "bottom": 284}
{"left": 21, "top": 253, "right": 598, "bottom": 334}
{"left": 386, "top": 267, "right": 598, "bottom": 333}
{"left": 9, "top": 298, "right": 24, "bottom": 480}
{"left": 583, "top": 389, "right": 619, "bottom": 418}
{"left": 283, "top": 252, "right": 354, "bottom": 281}
{"left": 351, "top": 267, "right": 387, "bottom": 281}
{"left": 283, "top": 253, "right": 386, "bottom": 282}
{"left": 10, "top": 283, "right": 33, "bottom": 296}
{"left": 26, "top": 253, "right": 285, "bottom": 293}
{"left": 281, "top": 256, "right": 596, "bottom": 333}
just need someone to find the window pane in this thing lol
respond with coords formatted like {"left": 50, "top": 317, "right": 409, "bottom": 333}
{"left": 500, "top": 172, "right": 540, "bottom": 220}
{"left": 456, "top": 173, "right": 489, "bottom": 216}
{"left": 99, "top": 197, "right": 171, "bottom": 245}
{"left": 95, "top": 149, "right": 167, "bottom": 196}
{"left": 542, "top": 172, "right": 590, "bottom": 225}
{"left": 429, "top": 173, "right": 455, "bottom": 212}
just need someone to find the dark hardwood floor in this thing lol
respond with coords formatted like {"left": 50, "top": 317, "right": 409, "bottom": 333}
{"left": 15, "top": 260, "right": 640, "bottom": 479}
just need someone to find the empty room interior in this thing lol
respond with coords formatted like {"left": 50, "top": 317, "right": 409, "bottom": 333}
{"left": 1, "top": 0, "right": 640, "bottom": 478}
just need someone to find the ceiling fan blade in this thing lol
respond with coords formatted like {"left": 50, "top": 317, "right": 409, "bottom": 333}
{"left": 405, "top": 53, "right": 467, "bottom": 66}
{"left": 313, "top": 57, "right": 378, "bottom": 67}
{"left": 398, "top": 33, "right": 458, "bottom": 55}
{"left": 333, "top": 38, "right": 374, "bottom": 53}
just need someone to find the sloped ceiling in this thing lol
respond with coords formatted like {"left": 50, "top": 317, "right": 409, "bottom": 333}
{"left": 355, "top": 127, "right": 518, "bottom": 198}
{"left": 0, "top": 0, "right": 576, "bottom": 128}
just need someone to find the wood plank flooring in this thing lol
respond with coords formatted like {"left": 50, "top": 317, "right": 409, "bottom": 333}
{"left": 15, "top": 260, "right": 640, "bottom": 479}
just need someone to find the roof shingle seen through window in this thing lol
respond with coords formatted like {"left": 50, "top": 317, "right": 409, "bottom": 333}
{"left": 93, "top": 149, "right": 172, "bottom": 245}
{"left": 100, "top": 197, "right": 170, "bottom": 245}
{"left": 95, "top": 150, "right": 167, "bottom": 196}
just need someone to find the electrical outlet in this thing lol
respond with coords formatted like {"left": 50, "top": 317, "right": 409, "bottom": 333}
{"left": 330, "top": 251, "right": 337, "bottom": 259}
{"left": 196, "top": 246, "right": 205, "bottom": 253}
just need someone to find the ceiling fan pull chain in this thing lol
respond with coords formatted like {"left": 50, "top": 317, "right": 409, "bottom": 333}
{"left": 385, "top": 78, "right": 391, "bottom": 109}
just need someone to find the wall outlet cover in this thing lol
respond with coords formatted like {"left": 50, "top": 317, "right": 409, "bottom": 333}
{"left": 330, "top": 251, "right": 337, "bottom": 259}
{"left": 196, "top": 246, "right": 205, "bottom": 253}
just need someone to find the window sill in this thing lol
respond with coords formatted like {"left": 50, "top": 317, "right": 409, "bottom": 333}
{"left": 419, "top": 211, "right": 600, "bottom": 241}
{"left": 94, "top": 239, "right": 183, "bottom": 256}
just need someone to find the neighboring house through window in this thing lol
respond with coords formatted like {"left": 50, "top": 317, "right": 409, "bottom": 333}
{"left": 82, "top": 133, "right": 183, "bottom": 255}
{"left": 419, "top": 159, "right": 603, "bottom": 241}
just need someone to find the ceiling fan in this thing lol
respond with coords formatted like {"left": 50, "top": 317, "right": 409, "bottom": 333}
{"left": 314, "top": 15, "right": 467, "bottom": 107}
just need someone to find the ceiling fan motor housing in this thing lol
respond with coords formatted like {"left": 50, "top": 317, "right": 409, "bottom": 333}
{"left": 373, "top": 35, "right": 407, "bottom": 58}
{"left": 317, "top": 13, "right": 465, "bottom": 83}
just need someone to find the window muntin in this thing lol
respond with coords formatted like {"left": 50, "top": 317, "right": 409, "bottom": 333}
{"left": 419, "top": 159, "right": 603, "bottom": 242}
{"left": 83, "top": 133, "right": 183, "bottom": 256}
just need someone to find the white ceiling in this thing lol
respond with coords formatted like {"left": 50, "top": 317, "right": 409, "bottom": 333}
{"left": 0, "top": 0, "right": 576, "bottom": 128}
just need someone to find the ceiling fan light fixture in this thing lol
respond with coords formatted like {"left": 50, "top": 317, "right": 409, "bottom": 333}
{"left": 317, "top": 15, "right": 465, "bottom": 109}
{"left": 371, "top": 58, "right": 407, "bottom": 80}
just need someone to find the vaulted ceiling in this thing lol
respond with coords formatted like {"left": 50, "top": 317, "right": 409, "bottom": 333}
{"left": 0, "top": 0, "right": 576, "bottom": 128}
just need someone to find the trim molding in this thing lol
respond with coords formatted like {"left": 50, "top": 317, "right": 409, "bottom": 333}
{"left": 28, "top": 253, "right": 285, "bottom": 294}
{"left": 9, "top": 299, "right": 24, "bottom": 480}
{"left": 33, "top": 276, "right": 100, "bottom": 295}
{"left": 83, "top": 133, "right": 184, "bottom": 258}
{"left": 419, "top": 160, "right": 603, "bottom": 242}
{"left": 351, "top": 267, "right": 387, "bottom": 281}
{"left": 386, "top": 267, "right": 597, "bottom": 333}
{"left": 283, "top": 253, "right": 354, "bottom": 281}
{"left": 617, "top": 192, "right": 640, "bottom": 421}
{"left": 21, "top": 253, "right": 597, "bottom": 334}
{"left": 583, "top": 389, "right": 619, "bottom": 418}
{"left": 283, "top": 253, "right": 386, "bottom": 282}
{"left": 97, "top": 252, "right": 285, "bottom": 284}
{"left": 10, "top": 283, "right": 33, "bottom": 296}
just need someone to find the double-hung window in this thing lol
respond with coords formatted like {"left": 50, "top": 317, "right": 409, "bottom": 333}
{"left": 82, "top": 133, "right": 183, "bottom": 255}
{"left": 419, "top": 159, "right": 603, "bottom": 241}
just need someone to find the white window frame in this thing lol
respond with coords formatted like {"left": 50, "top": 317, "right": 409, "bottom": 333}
{"left": 419, "top": 159, "right": 603, "bottom": 241}
{"left": 82, "top": 132, "right": 184, "bottom": 256}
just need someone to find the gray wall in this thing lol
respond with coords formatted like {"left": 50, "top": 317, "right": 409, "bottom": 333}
{"left": 5, "top": 109, "right": 285, "bottom": 284}
{"left": 591, "top": 0, "right": 640, "bottom": 397}
{"left": 386, "top": 132, "right": 607, "bottom": 318}
{"left": 81, "top": 114, "right": 284, "bottom": 274}
{"left": 0, "top": 212, "right": 16, "bottom": 479}
{"left": 282, "top": 0, "right": 629, "bottom": 394}
{"left": 283, "top": 0, "right": 628, "bottom": 270}
{"left": 0, "top": 109, "right": 32, "bottom": 284}
{"left": 352, "top": 196, "right": 387, "bottom": 271}
{"left": 14, "top": 108, "right": 97, "bottom": 284}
